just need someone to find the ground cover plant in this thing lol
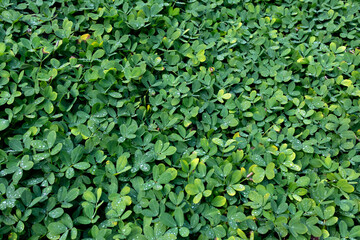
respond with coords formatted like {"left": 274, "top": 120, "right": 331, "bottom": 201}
{"left": 0, "top": 0, "right": 360, "bottom": 239}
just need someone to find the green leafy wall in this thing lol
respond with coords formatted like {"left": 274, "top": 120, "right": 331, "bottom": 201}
{"left": 0, "top": 0, "right": 360, "bottom": 239}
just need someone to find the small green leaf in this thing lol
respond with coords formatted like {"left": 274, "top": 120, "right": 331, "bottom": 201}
{"left": 337, "top": 179, "right": 354, "bottom": 193}
{"left": 47, "top": 131, "right": 57, "bottom": 148}
{"left": 211, "top": 196, "right": 226, "bottom": 207}
{"left": 51, "top": 143, "right": 63, "bottom": 155}
{"left": 154, "top": 140, "right": 163, "bottom": 153}
{"left": 325, "top": 216, "right": 338, "bottom": 226}
{"left": 324, "top": 206, "right": 335, "bottom": 219}
{"left": 163, "top": 146, "right": 176, "bottom": 156}
{"left": 185, "top": 184, "right": 199, "bottom": 195}
{"left": 157, "top": 168, "right": 177, "bottom": 184}
{"left": 253, "top": 166, "right": 265, "bottom": 183}
{"left": 65, "top": 188, "right": 79, "bottom": 202}
{"left": 160, "top": 213, "right": 177, "bottom": 228}
{"left": 212, "top": 138, "right": 223, "bottom": 146}
{"left": 83, "top": 191, "right": 96, "bottom": 203}
{"left": 335, "top": 46, "right": 346, "bottom": 53}
{"left": 303, "top": 145, "right": 314, "bottom": 153}
{"left": 174, "top": 207, "right": 184, "bottom": 226}
{"left": 92, "top": 49, "right": 105, "bottom": 61}
{"left": 289, "top": 218, "right": 307, "bottom": 235}
{"left": 193, "top": 192, "right": 202, "bottom": 204}
{"left": 49, "top": 208, "right": 64, "bottom": 218}
{"left": 254, "top": 37, "right": 265, "bottom": 45}
{"left": 0, "top": 119, "right": 10, "bottom": 131}
{"left": 265, "top": 162, "right": 275, "bottom": 180}
{"left": 230, "top": 170, "right": 242, "bottom": 184}
{"left": 73, "top": 162, "right": 91, "bottom": 170}
{"left": 48, "top": 222, "right": 68, "bottom": 235}
{"left": 179, "top": 227, "right": 189, "bottom": 237}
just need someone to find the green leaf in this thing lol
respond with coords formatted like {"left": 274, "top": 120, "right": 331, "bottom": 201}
{"left": 83, "top": 191, "right": 96, "bottom": 203}
{"left": 324, "top": 206, "right": 335, "bottom": 219}
{"left": 349, "top": 226, "right": 360, "bottom": 238}
{"left": 179, "top": 227, "right": 189, "bottom": 237}
{"left": 48, "top": 222, "right": 68, "bottom": 235}
{"left": 250, "top": 155, "right": 266, "bottom": 166}
{"left": 253, "top": 107, "right": 266, "bottom": 121}
{"left": 65, "top": 188, "right": 79, "bottom": 202}
{"left": 116, "top": 156, "right": 128, "bottom": 173}
{"left": 71, "top": 146, "right": 84, "bottom": 163}
{"left": 163, "top": 146, "right": 177, "bottom": 156}
{"left": 174, "top": 207, "right": 184, "bottom": 226}
{"left": 33, "top": 153, "right": 50, "bottom": 162}
{"left": 160, "top": 213, "right": 177, "bottom": 228}
{"left": 336, "top": 46, "right": 346, "bottom": 53}
{"left": 337, "top": 179, "right": 354, "bottom": 193}
{"left": 230, "top": 170, "right": 242, "bottom": 184}
{"left": 241, "top": 100, "right": 251, "bottom": 111}
{"left": 12, "top": 168, "right": 23, "bottom": 184}
{"left": 49, "top": 208, "right": 64, "bottom": 218}
{"left": 214, "top": 225, "right": 226, "bottom": 238}
{"left": 265, "top": 162, "right": 275, "bottom": 180}
{"left": 0, "top": 119, "right": 9, "bottom": 131}
{"left": 253, "top": 166, "right": 265, "bottom": 183}
{"left": 31, "top": 140, "right": 47, "bottom": 151}
{"left": 212, "top": 138, "right": 223, "bottom": 146}
{"left": 276, "top": 202, "right": 288, "bottom": 214}
{"left": 254, "top": 37, "right": 265, "bottom": 45}
{"left": 296, "top": 176, "right": 310, "bottom": 187}
{"left": 157, "top": 168, "right": 177, "bottom": 184}
{"left": 47, "top": 131, "right": 57, "bottom": 148}
{"left": 303, "top": 145, "right": 314, "bottom": 153}
{"left": 193, "top": 192, "right": 202, "bottom": 204}
{"left": 339, "top": 220, "right": 348, "bottom": 237}
{"left": 92, "top": 49, "right": 105, "bottom": 61}
{"left": 289, "top": 218, "right": 307, "bottom": 236}
{"left": 154, "top": 140, "right": 163, "bottom": 154}
{"left": 351, "top": 155, "right": 360, "bottom": 162}
{"left": 275, "top": 70, "right": 292, "bottom": 82}
{"left": 9, "top": 140, "right": 23, "bottom": 151}
{"left": 32, "top": 223, "right": 47, "bottom": 236}
{"left": 51, "top": 143, "right": 63, "bottom": 155}
{"left": 185, "top": 184, "right": 199, "bottom": 195}
{"left": 78, "top": 124, "right": 91, "bottom": 138}
{"left": 211, "top": 196, "right": 226, "bottom": 207}
{"left": 325, "top": 216, "right": 338, "bottom": 226}
{"left": 330, "top": 42, "right": 336, "bottom": 52}
{"left": 308, "top": 224, "right": 322, "bottom": 237}
{"left": 131, "top": 67, "right": 143, "bottom": 78}
{"left": 73, "top": 162, "right": 91, "bottom": 170}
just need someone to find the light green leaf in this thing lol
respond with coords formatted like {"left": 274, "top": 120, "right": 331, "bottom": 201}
{"left": 253, "top": 166, "right": 265, "bottom": 183}
{"left": 211, "top": 196, "right": 226, "bottom": 207}
{"left": 83, "top": 191, "right": 96, "bottom": 203}
{"left": 265, "top": 162, "right": 275, "bottom": 180}
{"left": 0, "top": 119, "right": 10, "bottom": 131}
{"left": 185, "top": 184, "right": 199, "bottom": 195}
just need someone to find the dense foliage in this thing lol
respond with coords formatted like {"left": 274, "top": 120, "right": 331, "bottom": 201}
{"left": 0, "top": 0, "right": 360, "bottom": 239}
